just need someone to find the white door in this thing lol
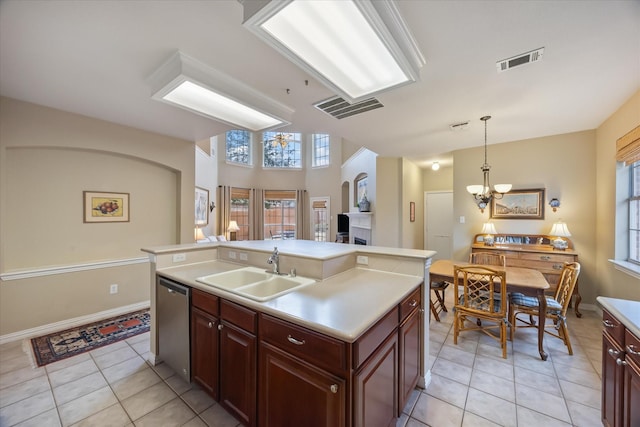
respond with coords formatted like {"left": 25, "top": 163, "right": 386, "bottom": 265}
{"left": 424, "top": 191, "right": 453, "bottom": 260}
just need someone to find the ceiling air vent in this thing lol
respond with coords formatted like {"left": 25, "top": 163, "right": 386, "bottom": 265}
{"left": 496, "top": 47, "right": 544, "bottom": 73}
{"left": 449, "top": 121, "right": 470, "bottom": 131}
{"left": 314, "top": 96, "right": 383, "bottom": 119}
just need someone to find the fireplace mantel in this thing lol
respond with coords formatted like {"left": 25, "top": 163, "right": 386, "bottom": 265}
{"left": 346, "top": 212, "right": 373, "bottom": 245}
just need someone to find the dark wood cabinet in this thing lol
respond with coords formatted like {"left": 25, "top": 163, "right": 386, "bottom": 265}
{"left": 191, "top": 306, "right": 219, "bottom": 399}
{"left": 219, "top": 300, "right": 257, "bottom": 427}
{"left": 259, "top": 341, "right": 346, "bottom": 427}
{"left": 353, "top": 332, "right": 398, "bottom": 427}
{"left": 399, "top": 307, "right": 421, "bottom": 413}
{"left": 601, "top": 308, "right": 640, "bottom": 427}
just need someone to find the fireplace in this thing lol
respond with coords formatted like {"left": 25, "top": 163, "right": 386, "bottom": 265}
{"left": 346, "top": 212, "right": 372, "bottom": 245}
{"left": 354, "top": 237, "right": 367, "bottom": 245}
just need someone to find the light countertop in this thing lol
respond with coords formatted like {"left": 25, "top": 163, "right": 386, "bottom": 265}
{"left": 158, "top": 260, "right": 423, "bottom": 343}
{"left": 143, "top": 239, "right": 435, "bottom": 261}
{"left": 597, "top": 296, "right": 640, "bottom": 338}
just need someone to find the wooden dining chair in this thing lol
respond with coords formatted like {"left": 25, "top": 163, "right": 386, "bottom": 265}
{"left": 430, "top": 280, "right": 449, "bottom": 322}
{"left": 453, "top": 265, "right": 509, "bottom": 358}
{"left": 508, "top": 262, "right": 580, "bottom": 354}
{"left": 469, "top": 251, "right": 506, "bottom": 267}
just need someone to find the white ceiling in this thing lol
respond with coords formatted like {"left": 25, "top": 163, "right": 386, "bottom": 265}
{"left": 1, "top": 1, "right": 638, "bottom": 168}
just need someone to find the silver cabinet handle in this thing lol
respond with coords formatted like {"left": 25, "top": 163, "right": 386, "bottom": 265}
{"left": 330, "top": 384, "right": 338, "bottom": 394}
{"left": 552, "top": 264, "right": 564, "bottom": 270}
{"left": 207, "top": 321, "right": 214, "bottom": 329}
{"left": 409, "top": 300, "right": 418, "bottom": 307}
{"left": 627, "top": 344, "right": 640, "bottom": 356}
{"left": 603, "top": 320, "right": 616, "bottom": 328}
{"left": 168, "top": 289, "right": 175, "bottom": 293}
{"left": 609, "top": 348, "right": 620, "bottom": 357}
{"left": 616, "top": 358, "right": 628, "bottom": 366}
{"left": 287, "top": 335, "right": 305, "bottom": 345}
{"left": 540, "top": 255, "right": 551, "bottom": 261}
{"left": 218, "top": 324, "right": 223, "bottom": 331}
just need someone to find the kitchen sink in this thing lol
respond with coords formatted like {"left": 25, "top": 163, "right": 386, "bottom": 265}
{"left": 196, "top": 266, "right": 315, "bottom": 301}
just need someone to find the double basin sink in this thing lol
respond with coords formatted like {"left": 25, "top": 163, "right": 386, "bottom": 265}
{"left": 196, "top": 266, "right": 315, "bottom": 302}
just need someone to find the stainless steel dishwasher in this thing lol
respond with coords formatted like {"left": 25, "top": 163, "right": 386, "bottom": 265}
{"left": 157, "top": 276, "right": 190, "bottom": 383}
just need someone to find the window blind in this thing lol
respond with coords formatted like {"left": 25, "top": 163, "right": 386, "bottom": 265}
{"left": 616, "top": 125, "right": 640, "bottom": 165}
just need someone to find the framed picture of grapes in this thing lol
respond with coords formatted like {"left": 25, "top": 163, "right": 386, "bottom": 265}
{"left": 83, "top": 191, "right": 130, "bottom": 223}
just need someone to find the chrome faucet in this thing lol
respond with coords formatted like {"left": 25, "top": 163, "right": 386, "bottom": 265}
{"left": 267, "top": 246, "right": 280, "bottom": 275}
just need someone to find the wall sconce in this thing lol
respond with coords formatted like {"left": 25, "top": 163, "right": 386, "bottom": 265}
{"left": 549, "top": 198, "right": 560, "bottom": 212}
{"left": 481, "top": 222, "right": 497, "bottom": 246}
{"left": 549, "top": 220, "right": 571, "bottom": 250}
{"left": 209, "top": 201, "right": 215, "bottom": 212}
{"left": 228, "top": 221, "right": 240, "bottom": 241}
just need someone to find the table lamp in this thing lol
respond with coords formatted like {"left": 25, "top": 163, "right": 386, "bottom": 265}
{"left": 228, "top": 221, "right": 240, "bottom": 241}
{"left": 481, "top": 222, "right": 497, "bottom": 246}
{"left": 549, "top": 221, "right": 571, "bottom": 250}
{"left": 195, "top": 227, "right": 206, "bottom": 242}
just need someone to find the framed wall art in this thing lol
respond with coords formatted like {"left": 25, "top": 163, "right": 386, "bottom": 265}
{"left": 490, "top": 188, "right": 545, "bottom": 220}
{"left": 84, "top": 191, "right": 130, "bottom": 223}
{"left": 195, "top": 186, "right": 209, "bottom": 225}
{"left": 410, "top": 201, "right": 415, "bottom": 222}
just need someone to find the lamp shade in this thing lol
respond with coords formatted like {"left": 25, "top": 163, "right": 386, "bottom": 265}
{"left": 195, "top": 227, "right": 206, "bottom": 240}
{"left": 481, "top": 222, "right": 497, "bottom": 235}
{"left": 549, "top": 221, "right": 571, "bottom": 237}
{"left": 227, "top": 221, "right": 240, "bottom": 232}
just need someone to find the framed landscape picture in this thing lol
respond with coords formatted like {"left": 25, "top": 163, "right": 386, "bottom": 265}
{"left": 195, "top": 186, "right": 209, "bottom": 225}
{"left": 84, "top": 191, "right": 130, "bottom": 223}
{"left": 490, "top": 188, "right": 545, "bottom": 220}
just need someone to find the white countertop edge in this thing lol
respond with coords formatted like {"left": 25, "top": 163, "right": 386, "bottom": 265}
{"left": 142, "top": 240, "right": 435, "bottom": 261}
{"left": 596, "top": 296, "right": 640, "bottom": 338}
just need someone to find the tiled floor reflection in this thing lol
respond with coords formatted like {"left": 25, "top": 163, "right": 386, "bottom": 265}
{"left": 0, "top": 294, "right": 603, "bottom": 426}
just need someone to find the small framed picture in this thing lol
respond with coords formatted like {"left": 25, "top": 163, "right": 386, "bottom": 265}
{"left": 84, "top": 191, "right": 130, "bottom": 223}
{"left": 195, "top": 186, "right": 209, "bottom": 225}
{"left": 490, "top": 188, "right": 545, "bottom": 220}
{"left": 410, "top": 201, "right": 415, "bottom": 222}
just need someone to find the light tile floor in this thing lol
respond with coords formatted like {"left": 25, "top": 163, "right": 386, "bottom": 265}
{"left": 0, "top": 295, "right": 603, "bottom": 427}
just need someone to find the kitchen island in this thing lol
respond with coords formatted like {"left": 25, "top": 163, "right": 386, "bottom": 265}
{"left": 142, "top": 240, "right": 435, "bottom": 427}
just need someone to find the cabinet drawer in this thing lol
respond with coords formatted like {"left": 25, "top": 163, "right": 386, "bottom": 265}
{"left": 221, "top": 299, "right": 257, "bottom": 334}
{"left": 602, "top": 309, "right": 624, "bottom": 346}
{"left": 518, "top": 252, "right": 575, "bottom": 263}
{"left": 192, "top": 288, "right": 219, "bottom": 316}
{"left": 399, "top": 288, "right": 421, "bottom": 323}
{"left": 354, "top": 307, "right": 399, "bottom": 368}
{"left": 625, "top": 329, "right": 640, "bottom": 368}
{"left": 259, "top": 314, "right": 348, "bottom": 373}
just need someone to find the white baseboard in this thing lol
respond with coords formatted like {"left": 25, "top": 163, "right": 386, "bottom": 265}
{"left": 0, "top": 301, "right": 150, "bottom": 345}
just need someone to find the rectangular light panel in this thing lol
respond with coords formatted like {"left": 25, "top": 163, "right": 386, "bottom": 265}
{"left": 243, "top": 0, "right": 425, "bottom": 103}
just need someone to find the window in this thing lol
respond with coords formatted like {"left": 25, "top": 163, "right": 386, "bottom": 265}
{"left": 311, "top": 197, "right": 330, "bottom": 242}
{"left": 226, "top": 130, "right": 251, "bottom": 165}
{"left": 630, "top": 161, "right": 640, "bottom": 264}
{"left": 263, "top": 132, "right": 302, "bottom": 168}
{"left": 264, "top": 190, "right": 296, "bottom": 239}
{"left": 312, "top": 134, "right": 330, "bottom": 167}
{"left": 230, "top": 188, "right": 250, "bottom": 241}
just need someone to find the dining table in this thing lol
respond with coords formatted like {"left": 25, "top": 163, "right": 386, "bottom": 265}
{"left": 429, "top": 259, "right": 551, "bottom": 360}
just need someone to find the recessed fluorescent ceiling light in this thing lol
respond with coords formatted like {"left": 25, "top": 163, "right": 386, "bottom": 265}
{"left": 148, "top": 51, "right": 293, "bottom": 131}
{"left": 242, "top": 0, "right": 425, "bottom": 103}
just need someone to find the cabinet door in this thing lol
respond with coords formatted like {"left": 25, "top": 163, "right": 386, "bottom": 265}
{"left": 399, "top": 308, "right": 421, "bottom": 414}
{"left": 220, "top": 321, "right": 256, "bottom": 427}
{"left": 354, "top": 332, "right": 398, "bottom": 427}
{"left": 191, "top": 306, "right": 219, "bottom": 400}
{"left": 259, "top": 342, "right": 345, "bottom": 427}
{"left": 602, "top": 333, "right": 623, "bottom": 427}
{"left": 623, "top": 356, "right": 640, "bottom": 427}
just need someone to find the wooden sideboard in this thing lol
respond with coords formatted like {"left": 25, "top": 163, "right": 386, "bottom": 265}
{"left": 471, "top": 233, "right": 582, "bottom": 317}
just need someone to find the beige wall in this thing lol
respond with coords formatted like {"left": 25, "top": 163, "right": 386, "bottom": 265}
{"left": 424, "top": 164, "right": 453, "bottom": 192}
{"left": 454, "top": 130, "right": 600, "bottom": 304}
{"left": 596, "top": 90, "right": 640, "bottom": 301}
{"left": 402, "top": 158, "right": 424, "bottom": 249}
{"left": 0, "top": 97, "right": 195, "bottom": 335}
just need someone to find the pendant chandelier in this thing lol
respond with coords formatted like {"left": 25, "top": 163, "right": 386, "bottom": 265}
{"left": 270, "top": 132, "right": 292, "bottom": 149}
{"left": 466, "top": 116, "right": 512, "bottom": 212}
